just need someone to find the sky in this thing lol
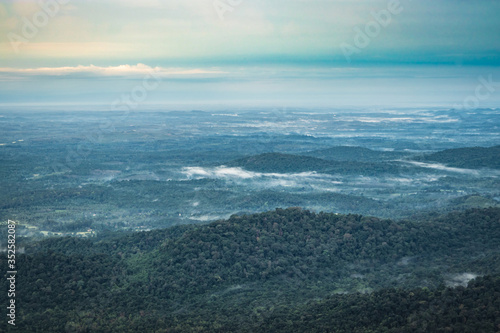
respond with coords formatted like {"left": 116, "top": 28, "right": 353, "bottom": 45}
{"left": 0, "top": 0, "right": 499, "bottom": 109}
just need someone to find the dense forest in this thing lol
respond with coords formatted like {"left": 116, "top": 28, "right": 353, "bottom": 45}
{"left": 227, "top": 152, "right": 432, "bottom": 175}
{"left": 414, "top": 145, "right": 500, "bottom": 169}
{"left": 303, "top": 146, "right": 409, "bottom": 162}
{"left": 2, "top": 207, "right": 499, "bottom": 332}
{"left": 229, "top": 145, "right": 500, "bottom": 175}
{"left": 256, "top": 275, "right": 500, "bottom": 333}
{"left": 2, "top": 120, "right": 499, "bottom": 235}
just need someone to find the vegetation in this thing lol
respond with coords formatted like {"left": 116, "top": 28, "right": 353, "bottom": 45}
{"left": 1, "top": 112, "right": 499, "bottom": 331}
{"left": 413, "top": 145, "right": 500, "bottom": 169}
{"left": 1, "top": 111, "right": 499, "bottom": 231}
{"left": 227, "top": 152, "right": 430, "bottom": 175}
{"left": 227, "top": 152, "right": 334, "bottom": 173}
{"left": 1, "top": 207, "right": 499, "bottom": 332}
{"left": 257, "top": 275, "right": 500, "bottom": 333}
{"left": 303, "top": 145, "right": 409, "bottom": 162}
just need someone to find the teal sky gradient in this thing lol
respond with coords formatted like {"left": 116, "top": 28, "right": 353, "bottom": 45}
{"left": 0, "top": 0, "right": 499, "bottom": 108}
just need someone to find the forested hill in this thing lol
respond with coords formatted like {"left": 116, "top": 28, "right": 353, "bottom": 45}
{"left": 413, "top": 145, "right": 500, "bottom": 169}
{"left": 225, "top": 152, "right": 420, "bottom": 175}
{"left": 226, "top": 152, "right": 334, "bottom": 173}
{"left": 2, "top": 207, "right": 500, "bottom": 332}
{"left": 303, "top": 146, "right": 409, "bottom": 162}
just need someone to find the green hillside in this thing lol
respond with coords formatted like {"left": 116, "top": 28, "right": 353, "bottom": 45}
{"left": 226, "top": 152, "right": 334, "bottom": 173}
{"left": 2, "top": 207, "right": 499, "bottom": 332}
{"left": 303, "top": 146, "right": 409, "bottom": 162}
{"left": 226, "top": 152, "right": 422, "bottom": 175}
{"left": 413, "top": 145, "right": 500, "bottom": 169}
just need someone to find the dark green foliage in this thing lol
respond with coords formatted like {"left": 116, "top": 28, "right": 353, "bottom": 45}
{"left": 303, "top": 146, "right": 409, "bottom": 162}
{"left": 256, "top": 275, "right": 500, "bottom": 333}
{"left": 226, "top": 153, "right": 335, "bottom": 173}
{"left": 227, "top": 152, "right": 425, "bottom": 175}
{"left": 414, "top": 145, "right": 500, "bottom": 169}
{"left": 1, "top": 207, "right": 499, "bottom": 332}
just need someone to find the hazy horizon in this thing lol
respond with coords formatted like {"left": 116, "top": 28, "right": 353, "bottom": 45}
{"left": 1, "top": 0, "right": 500, "bottom": 109}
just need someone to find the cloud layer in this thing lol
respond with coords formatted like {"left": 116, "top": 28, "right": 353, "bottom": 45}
{"left": 0, "top": 64, "right": 224, "bottom": 77}
{"left": 182, "top": 166, "right": 324, "bottom": 181}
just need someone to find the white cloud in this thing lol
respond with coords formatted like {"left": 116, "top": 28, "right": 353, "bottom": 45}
{"left": 446, "top": 273, "right": 479, "bottom": 287}
{"left": 183, "top": 166, "right": 258, "bottom": 179}
{"left": 402, "top": 161, "right": 486, "bottom": 176}
{"left": 183, "top": 166, "right": 328, "bottom": 180}
{"left": 0, "top": 64, "right": 225, "bottom": 77}
{"left": 181, "top": 166, "right": 339, "bottom": 191}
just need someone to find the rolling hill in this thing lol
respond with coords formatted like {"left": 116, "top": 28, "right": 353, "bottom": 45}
{"left": 2, "top": 207, "right": 499, "bottom": 332}
{"left": 225, "top": 152, "right": 334, "bottom": 173}
{"left": 303, "top": 146, "right": 410, "bottom": 162}
{"left": 226, "top": 152, "right": 422, "bottom": 175}
{"left": 413, "top": 145, "right": 500, "bottom": 169}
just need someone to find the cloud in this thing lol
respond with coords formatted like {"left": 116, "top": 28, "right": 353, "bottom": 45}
{"left": 183, "top": 166, "right": 259, "bottom": 179}
{"left": 446, "top": 273, "right": 479, "bottom": 287}
{"left": 402, "top": 161, "right": 492, "bottom": 176}
{"left": 188, "top": 214, "right": 233, "bottom": 222}
{"left": 0, "top": 64, "right": 225, "bottom": 77}
{"left": 182, "top": 166, "right": 331, "bottom": 180}
{"left": 181, "top": 166, "right": 341, "bottom": 190}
